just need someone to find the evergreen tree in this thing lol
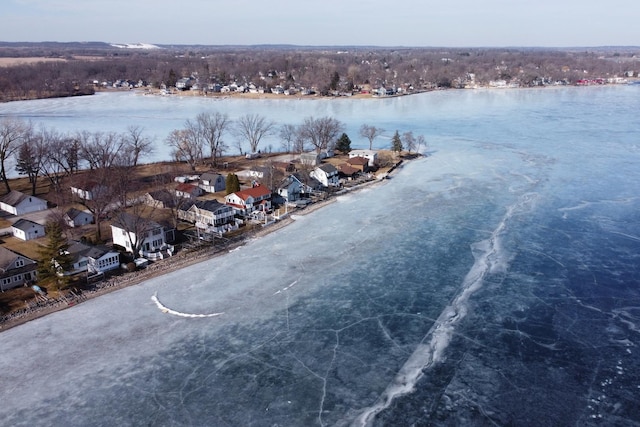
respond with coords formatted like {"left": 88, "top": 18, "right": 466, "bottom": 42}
{"left": 37, "top": 221, "right": 73, "bottom": 289}
{"left": 329, "top": 71, "right": 340, "bottom": 91}
{"left": 167, "top": 69, "right": 178, "bottom": 88}
{"left": 225, "top": 173, "right": 240, "bottom": 194}
{"left": 391, "top": 130, "right": 403, "bottom": 154}
{"left": 335, "top": 133, "right": 352, "bottom": 153}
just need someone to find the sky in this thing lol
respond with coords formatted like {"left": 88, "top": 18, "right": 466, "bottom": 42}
{"left": 2, "top": 0, "right": 639, "bottom": 47}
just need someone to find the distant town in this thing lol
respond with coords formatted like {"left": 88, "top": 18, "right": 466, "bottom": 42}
{"left": 0, "top": 42, "right": 639, "bottom": 102}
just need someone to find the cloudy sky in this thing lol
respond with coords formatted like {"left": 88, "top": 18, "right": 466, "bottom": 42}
{"left": 3, "top": 0, "right": 639, "bottom": 47}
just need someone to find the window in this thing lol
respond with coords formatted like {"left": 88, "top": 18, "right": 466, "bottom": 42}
{"left": 15, "top": 259, "right": 24, "bottom": 267}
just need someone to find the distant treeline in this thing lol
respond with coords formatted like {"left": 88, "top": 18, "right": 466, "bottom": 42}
{"left": 1, "top": 43, "right": 639, "bottom": 102}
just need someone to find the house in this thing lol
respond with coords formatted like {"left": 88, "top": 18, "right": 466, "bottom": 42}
{"left": 346, "top": 156, "right": 370, "bottom": 172}
{"left": 175, "top": 183, "right": 203, "bottom": 199}
{"left": 111, "top": 212, "right": 175, "bottom": 260}
{"left": 178, "top": 200, "right": 238, "bottom": 235}
{"left": 143, "top": 189, "right": 176, "bottom": 209}
{"left": 64, "top": 208, "right": 94, "bottom": 228}
{"left": 276, "top": 174, "right": 313, "bottom": 204}
{"left": 62, "top": 241, "right": 120, "bottom": 276}
{"left": 199, "top": 172, "right": 226, "bottom": 193}
{"left": 224, "top": 184, "right": 272, "bottom": 216}
{"left": 70, "top": 179, "right": 108, "bottom": 201}
{"left": 11, "top": 219, "right": 45, "bottom": 241}
{"left": 175, "top": 77, "right": 195, "bottom": 90}
{"left": 310, "top": 164, "right": 340, "bottom": 187}
{"left": 349, "top": 150, "right": 378, "bottom": 167}
{"left": 300, "top": 152, "right": 322, "bottom": 167}
{"left": 337, "top": 163, "right": 360, "bottom": 180}
{"left": 0, "top": 246, "right": 37, "bottom": 291}
{"left": 0, "top": 190, "right": 47, "bottom": 215}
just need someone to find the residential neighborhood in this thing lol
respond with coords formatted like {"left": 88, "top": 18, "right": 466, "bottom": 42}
{"left": 0, "top": 148, "right": 405, "bottom": 327}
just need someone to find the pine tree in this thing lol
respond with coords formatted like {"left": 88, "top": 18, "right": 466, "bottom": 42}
{"left": 225, "top": 173, "right": 240, "bottom": 194}
{"left": 37, "top": 221, "right": 73, "bottom": 290}
{"left": 335, "top": 133, "right": 352, "bottom": 154}
{"left": 391, "top": 130, "right": 403, "bottom": 154}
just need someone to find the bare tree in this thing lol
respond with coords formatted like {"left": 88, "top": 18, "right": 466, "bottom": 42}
{"left": 0, "top": 118, "right": 28, "bottom": 193}
{"left": 79, "top": 131, "right": 126, "bottom": 170}
{"left": 235, "top": 114, "right": 275, "bottom": 155}
{"left": 360, "top": 124, "right": 384, "bottom": 150}
{"left": 402, "top": 131, "right": 416, "bottom": 154}
{"left": 196, "top": 112, "right": 231, "bottom": 166}
{"left": 416, "top": 134, "right": 426, "bottom": 153}
{"left": 279, "top": 124, "right": 298, "bottom": 153}
{"left": 71, "top": 167, "right": 117, "bottom": 242}
{"left": 299, "top": 116, "right": 344, "bottom": 154}
{"left": 166, "top": 129, "right": 202, "bottom": 171}
{"left": 122, "top": 125, "right": 154, "bottom": 167}
{"left": 40, "top": 134, "right": 79, "bottom": 196}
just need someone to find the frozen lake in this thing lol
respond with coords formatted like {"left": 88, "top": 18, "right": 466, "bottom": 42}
{"left": 1, "top": 86, "right": 639, "bottom": 426}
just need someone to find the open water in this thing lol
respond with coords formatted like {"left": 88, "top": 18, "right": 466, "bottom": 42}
{"left": 1, "top": 86, "right": 639, "bottom": 426}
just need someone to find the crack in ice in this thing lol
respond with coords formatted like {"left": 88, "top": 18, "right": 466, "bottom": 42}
{"left": 351, "top": 192, "right": 537, "bottom": 426}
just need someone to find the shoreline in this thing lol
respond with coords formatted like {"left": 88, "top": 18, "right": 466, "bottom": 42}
{"left": 0, "top": 169, "right": 393, "bottom": 333}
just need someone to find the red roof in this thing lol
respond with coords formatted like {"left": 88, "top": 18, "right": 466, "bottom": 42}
{"left": 347, "top": 156, "right": 368, "bottom": 166}
{"left": 176, "top": 183, "right": 198, "bottom": 192}
{"left": 235, "top": 185, "right": 271, "bottom": 201}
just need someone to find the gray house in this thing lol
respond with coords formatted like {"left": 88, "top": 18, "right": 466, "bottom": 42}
{"left": 199, "top": 172, "right": 226, "bottom": 193}
{"left": 64, "top": 208, "right": 94, "bottom": 228}
{"left": 0, "top": 246, "right": 37, "bottom": 291}
{"left": 12, "top": 218, "right": 45, "bottom": 241}
{"left": 0, "top": 190, "right": 47, "bottom": 216}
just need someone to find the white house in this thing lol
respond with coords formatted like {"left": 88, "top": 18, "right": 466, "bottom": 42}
{"left": 0, "top": 190, "right": 47, "bottom": 216}
{"left": 64, "top": 208, "right": 94, "bottom": 228}
{"left": 224, "top": 184, "right": 272, "bottom": 216}
{"left": 11, "top": 219, "right": 45, "bottom": 241}
{"left": 111, "top": 212, "right": 175, "bottom": 260}
{"left": 310, "top": 164, "right": 340, "bottom": 187}
{"left": 349, "top": 150, "right": 379, "bottom": 167}
{"left": 70, "top": 179, "right": 108, "bottom": 201}
{"left": 0, "top": 246, "right": 37, "bottom": 291}
{"left": 178, "top": 200, "right": 238, "bottom": 236}
{"left": 61, "top": 241, "right": 120, "bottom": 276}
{"left": 276, "top": 174, "right": 313, "bottom": 204}
{"left": 199, "top": 172, "right": 226, "bottom": 193}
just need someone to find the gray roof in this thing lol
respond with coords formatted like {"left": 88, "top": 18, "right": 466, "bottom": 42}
{"left": 66, "top": 207, "right": 92, "bottom": 220}
{"left": 147, "top": 189, "right": 176, "bottom": 207}
{"left": 1, "top": 190, "right": 30, "bottom": 207}
{"left": 67, "top": 241, "right": 112, "bottom": 261}
{"left": 0, "top": 246, "right": 35, "bottom": 272}
{"left": 12, "top": 218, "right": 43, "bottom": 232}
{"left": 192, "top": 199, "right": 228, "bottom": 213}
{"left": 201, "top": 172, "right": 223, "bottom": 181}
{"left": 317, "top": 163, "right": 338, "bottom": 173}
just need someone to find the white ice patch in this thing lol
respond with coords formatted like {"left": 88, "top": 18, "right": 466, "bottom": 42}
{"left": 151, "top": 293, "right": 224, "bottom": 318}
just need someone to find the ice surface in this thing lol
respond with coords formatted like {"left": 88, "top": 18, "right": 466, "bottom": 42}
{"left": 2, "top": 86, "right": 640, "bottom": 426}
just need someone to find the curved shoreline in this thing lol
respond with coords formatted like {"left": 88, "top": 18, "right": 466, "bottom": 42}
{"left": 0, "top": 171, "right": 392, "bottom": 333}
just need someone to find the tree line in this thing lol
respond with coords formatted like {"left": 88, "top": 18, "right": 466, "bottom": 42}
{"left": 1, "top": 44, "right": 638, "bottom": 102}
